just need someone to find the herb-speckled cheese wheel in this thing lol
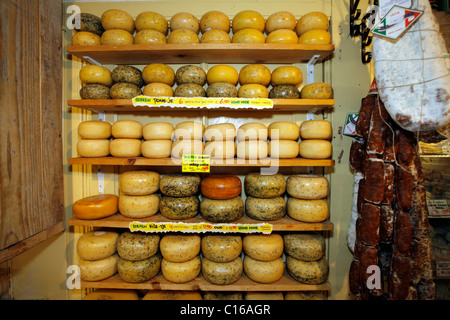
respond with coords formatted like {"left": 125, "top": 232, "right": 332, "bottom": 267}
{"left": 78, "top": 121, "right": 112, "bottom": 139}
{"left": 237, "top": 122, "right": 268, "bottom": 141}
{"left": 72, "top": 194, "right": 119, "bottom": 220}
{"left": 268, "top": 121, "right": 299, "bottom": 140}
{"left": 298, "top": 140, "right": 332, "bottom": 159}
{"left": 243, "top": 234, "right": 283, "bottom": 261}
{"left": 79, "top": 254, "right": 118, "bottom": 281}
{"left": 119, "top": 170, "right": 160, "bottom": 195}
{"left": 112, "top": 120, "right": 143, "bottom": 139}
{"left": 161, "top": 256, "right": 201, "bottom": 283}
{"left": 116, "top": 232, "right": 160, "bottom": 261}
{"left": 160, "top": 234, "right": 201, "bottom": 263}
{"left": 141, "top": 140, "right": 172, "bottom": 158}
{"left": 201, "top": 234, "right": 243, "bottom": 262}
{"left": 245, "top": 196, "right": 286, "bottom": 221}
{"left": 203, "top": 123, "right": 236, "bottom": 141}
{"left": 110, "top": 139, "right": 142, "bottom": 157}
{"left": 286, "top": 256, "right": 329, "bottom": 284}
{"left": 287, "top": 198, "right": 329, "bottom": 222}
{"left": 243, "top": 255, "right": 284, "bottom": 283}
{"left": 77, "top": 139, "right": 110, "bottom": 157}
{"left": 236, "top": 140, "right": 268, "bottom": 160}
{"left": 284, "top": 291, "right": 327, "bottom": 300}
{"left": 283, "top": 233, "right": 325, "bottom": 261}
{"left": 117, "top": 254, "right": 161, "bottom": 283}
{"left": 143, "top": 290, "right": 203, "bottom": 300}
{"left": 118, "top": 193, "right": 160, "bottom": 218}
{"left": 174, "top": 121, "right": 205, "bottom": 140}
{"left": 77, "top": 230, "right": 119, "bottom": 261}
{"left": 202, "top": 256, "right": 243, "bottom": 285}
{"left": 143, "top": 122, "right": 174, "bottom": 140}
{"left": 200, "top": 197, "right": 244, "bottom": 223}
{"left": 160, "top": 195, "right": 199, "bottom": 220}
{"left": 268, "top": 140, "right": 300, "bottom": 159}
{"left": 160, "top": 174, "right": 200, "bottom": 197}
{"left": 244, "top": 172, "right": 286, "bottom": 198}
{"left": 286, "top": 175, "right": 328, "bottom": 199}
{"left": 82, "top": 289, "right": 139, "bottom": 300}
{"left": 245, "top": 292, "right": 284, "bottom": 300}
{"left": 300, "top": 120, "right": 332, "bottom": 140}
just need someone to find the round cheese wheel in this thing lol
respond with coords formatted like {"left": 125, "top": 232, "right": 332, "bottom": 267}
{"left": 171, "top": 140, "right": 204, "bottom": 158}
{"left": 244, "top": 172, "right": 286, "bottom": 198}
{"left": 143, "top": 122, "right": 174, "bottom": 140}
{"left": 243, "top": 255, "right": 284, "bottom": 283}
{"left": 170, "top": 12, "right": 200, "bottom": 34}
{"left": 284, "top": 291, "right": 327, "bottom": 300}
{"left": 142, "top": 63, "right": 175, "bottom": 85}
{"left": 283, "top": 232, "right": 325, "bottom": 261}
{"left": 77, "top": 230, "right": 119, "bottom": 260}
{"left": 134, "top": 29, "right": 167, "bottom": 44}
{"left": 117, "top": 254, "right": 161, "bottom": 283}
{"left": 143, "top": 290, "right": 203, "bottom": 300}
{"left": 101, "top": 9, "right": 135, "bottom": 33}
{"left": 300, "top": 82, "right": 333, "bottom": 99}
{"left": 296, "top": 12, "right": 329, "bottom": 36}
{"left": 100, "top": 29, "right": 134, "bottom": 45}
{"left": 201, "top": 175, "right": 241, "bottom": 200}
{"left": 232, "top": 10, "right": 265, "bottom": 33}
{"left": 268, "top": 121, "right": 299, "bottom": 140}
{"left": 243, "top": 234, "right": 283, "bottom": 261}
{"left": 160, "top": 234, "right": 201, "bottom": 262}
{"left": 298, "top": 140, "right": 332, "bottom": 159}
{"left": 245, "top": 196, "right": 286, "bottom": 221}
{"left": 300, "top": 120, "right": 332, "bottom": 140}
{"left": 286, "top": 256, "right": 329, "bottom": 284}
{"left": 200, "top": 29, "right": 231, "bottom": 43}
{"left": 204, "top": 141, "right": 236, "bottom": 160}
{"left": 161, "top": 256, "right": 201, "bottom": 283}
{"left": 232, "top": 28, "right": 265, "bottom": 43}
{"left": 174, "top": 83, "right": 206, "bottom": 97}
{"left": 175, "top": 65, "right": 207, "bottom": 86}
{"left": 239, "top": 64, "right": 271, "bottom": 87}
{"left": 203, "top": 123, "right": 236, "bottom": 141}
{"left": 118, "top": 193, "right": 160, "bottom": 218}
{"left": 298, "top": 29, "right": 331, "bottom": 44}
{"left": 110, "top": 139, "right": 142, "bottom": 157}
{"left": 203, "top": 292, "right": 243, "bottom": 300}
{"left": 286, "top": 175, "right": 328, "bottom": 199}
{"left": 245, "top": 292, "right": 284, "bottom": 300}
{"left": 119, "top": 170, "right": 159, "bottom": 195}
{"left": 207, "top": 65, "right": 239, "bottom": 85}
{"left": 287, "top": 198, "right": 329, "bottom": 222}
{"left": 160, "top": 174, "right": 201, "bottom": 197}
{"left": 200, "top": 196, "right": 244, "bottom": 222}
{"left": 79, "top": 254, "right": 118, "bottom": 281}
{"left": 116, "top": 232, "right": 160, "bottom": 261}
{"left": 111, "top": 120, "right": 143, "bottom": 139}
{"left": 236, "top": 140, "right": 268, "bottom": 160}
{"left": 160, "top": 195, "right": 199, "bottom": 220}
{"left": 271, "top": 66, "right": 303, "bottom": 86}
{"left": 268, "top": 140, "right": 300, "bottom": 159}
{"left": 237, "top": 84, "right": 269, "bottom": 98}
{"left": 109, "top": 83, "right": 142, "bottom": 99}
{"left": 265, "top": 11, "right": 296, "bottom": 33}
{"left": 201, "top": 234, "right": 243, "bottom": 262}
{"left": 73, "top": 194, "right": 118, "bottom": 220}
{"left": 202, "top": 256, "right": 243, "bottom": 285}
{"left": 141, "top": 140, "right": 172, "bottom": 158}
{"left": 78, "top": 121, "right": 112, "bottom": 140}
{"left": 135, "top": 11, "right": 168, "bottom": 34}
{"left": 79, "top": 65, "right": 113, "bottom": 87}
{"left": 200, "top": 11, "right": 230, "bottom": 33}
{"left": 83, "top": 289, "right": 139, "bottom": 300}
{"left": 142, "top": 82, "right": 173, "bottom": 96}
{"left": 77, "top": 139, "right": 110, "bottom": 157}
{"left": 72, "top": 31, "right": 101, "bottom": 46}
{"left": 167, "top": 28, "right": 200, "bottom": 44}
{"left": 174, "top": 121, "right": 205, "bottom": 140}
{"left": 266, "top": 29, "right": 298, "bottom": 44}
{"left": 237, "top": 122, "right": 267, "bottom": 141}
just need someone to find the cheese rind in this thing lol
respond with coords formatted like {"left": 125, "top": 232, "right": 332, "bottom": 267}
{"left": 202, "top": 256, "right": 243, "bottom": 285}
{"left": 237, "top": 122, "right": 268, "bottom": 141}
{"left": 160, "top": 234, "right": 201, "bottom": 262}
{"left": 174, "top": 121, "right": 205, "bottom": 140}
{"left": 171, "top": 140, "right": 204, "bottom": 158}
{"left": 160, "top": 174, "right": 201, "bottom": 197}
{"left": 236, "top": 140, "right": 268, "bottom": 159}
{"left": 200, "top": 175, "right": 242, "bottom": 200}
{"left": 77, "top": 139, "right": 110, "bottom": 157}
{"left": 268, "top": 121, "right": 299, "bottom": 140}
{"left": 79, "top": 254, "right": 118, "bottom": 281}
{"left": 143, "top": 122, "right": 174, "bottom": 140}
{"left": 200, "top": 197, "right": 244, "bottom": 222}
{"left": 243, "top": 255, "right": 284, "bottom": 283}
{"left": 245, "top": 196, "right": 286, "bottom": 221}
{"left": 78, "top": 121, "right": 112, "bottom": 139}
{"left": 244, "top": 172, "right": 286, "bottom": 198}
{"left": 243, "top": 234, "right": 284, "bottom": 261}
{"left": 119, "top": 170, "right": 160, "bottom": 195}
{"left": 283, "top": 233, "right": 325, "bottom": 261}
{"left": 160, "top": 195, "right": 199, "bottom": 220}
{"left": 203, "top": 123, "right": 236, "bottom": 141}
{"left": 117, "top": 254, "right": 161, "bottom": 283}
{"left": 77, "top": 230, "right": 119, "bottom": 261}
{"left": 72, "top": 194, "right": 118, "bottom": 220}
{"left": 110, "top": 139, "right": 142, "bottom": 157}
{"left": 116, "top": 232, "right": 160, "bottom": 261}
{"left": 300, "top": 120, "right": 332, "bottom": 140}
{"left": 298, "top": 139, "right": 332, "bottom": 159}
{"left": 141, "top": 140, "right": 172, "bottom": 158}
{"left": 111, "top": 120, "right": 143, "bottom": 139}
{"left": 268, "top": 140, "right": 299, "bottom": 159}
{"left": 161, "top": 256, "right": 201, "bottom": 283}
{"left": 201, "top": 234, "right": 243, "bottom": 262}
{"left": 287, "top": 198, "right": 329, "bottom": 222}
{"left": 118, "top": 193, "right": 160, "bottom": 218}
{"left": 204, "top": 140, "right": 236, "bottom": 159}
{"left": 286, "top": 175, "right": 328, "bottom": 199}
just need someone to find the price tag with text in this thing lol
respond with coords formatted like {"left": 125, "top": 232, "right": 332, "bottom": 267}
{"left": 182, "top": 154, "right": 210, "bottom": 173}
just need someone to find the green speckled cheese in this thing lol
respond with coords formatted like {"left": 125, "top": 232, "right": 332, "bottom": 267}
{"left": 283, "top": 232, "right": 325, "bottom": 261}
{"left": 160, "top": 195, "right": 199, "bottom": 219}
{"left": 160, "top": 174, "right": 201, "bottom": 197}
{"left": 286, "top": 256, "right": 329, "bottom": 284}
{"left": 244, "top": 172, "right": 286, "bottom": 198}
{"left": 245, "top": 196, "right": 286, "bottom": 221}
{"left": 200, "top": 196, "right": 244, "bottom": 222}
{"left": 175, "top": 65, "right": 207, "bottom": 85}
{"left": 117, "top": 253, "right": 161, "bottom": 283}
{"left": 80, "top": 84, "right": 110, "bottom": 99}
{"left": 109, "top": 82, "right": 142, "bottom": 99}
{"left": 202, "top": 256, "right": 243, "bottom": 285}
{"left": 116, "top": 232, "right": 160, "bottom": 261}
{"left": 111, "top": 65, "right": 145, "bottom": 88}
{"left": 201, "top": 234, "right": 242, "bottom": 262}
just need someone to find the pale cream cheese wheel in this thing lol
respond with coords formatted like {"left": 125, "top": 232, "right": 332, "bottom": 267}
{"left": 300, "top": 120, "right": 332, "bottom": 140}
{"left": 110, "top": 139, "right": 142, "bottom": 157}
{"left": 112, "top": 120, "right": 143, "bottom": 139}
{"left": 78, "top": 121, "right": 112, "bottom": 139}
{"left": 243, "top": 234, "right": 284, "bottom": 261}
{"left": 77, "top": 139, "right": 110, "bottom": 157}
{"left": 76, "top": 230, "right": 119, "bottom": 261}
{"left": 243, "top": 255, "right": 284, "bottom": 283}
{"left": 204, "top": 140, "right": 236, "bottom": 159}
{"left": 237, "top": 122, "right": 268, "bottom": 141}
{"left": 160, "top": 234, "right": 201, "bottom": 262}
{"left": 117, "top": 254, "right": 162, "bottom": 283}
{"left": 171, "top": 140, "right": 204, "bottom": 158}
{"left": 174, "top": 121, "right": 205, "bottom": 140}
{"left": 118, "top": 193, "right": 160, "bottom": 218}
{"left": 141, "top": 140, "right": 172, "bottom": 158}
{"left": 287, "top": 198, "right": 329, "bottom": 222}
{"left": 268, "top": 121, "right": 299, "bottom": 140}
{"left": 268, "top": 140, "right": 299, "bottom": 158}
{"left": 143, "top": 122, "right": 174, "bottom": 140}
{"left": 161, "top": 256, "right": 201, "bottom": 283}
{"left": 202, "top": 256, "right": 243, "bottom": 285}
{"left": 116, "top": 232, "right": 160, "bottom": 261}
{"left": 201, "top": 234, "right": 243, "bottom": 263}
{"left": 298, "top": 140, "right": 332, "bottom": 159}
{"left": 286, "top": 175, "right": 328, "bottom": 199}
{"left": 236, "top": 140, "right": 268, "bottom": 159}
{"left": 119, "top": 170, "right": 160, "bottom": 195}
{"left": 79, "top": 254, "right": 118, "bottom": 281}
{"left": 203, "top": 123, "right": 236, "bottom": 141}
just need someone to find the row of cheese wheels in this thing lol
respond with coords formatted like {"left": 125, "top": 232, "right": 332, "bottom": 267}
{"left": 73, "top": 172, "right": 329, "bottom": 223}
{"left": 76, "top": 120, "right": 333, "bottom": 160}
{"left": 77, "top": 230, "right": 328, "bottom": 286}
{"left": 72, "top": 10, "right": 331, "bottom": 46}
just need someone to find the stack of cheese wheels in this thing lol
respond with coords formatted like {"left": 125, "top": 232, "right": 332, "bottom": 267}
{"left": 174, "top": 65, "right": 207, "bottom": 98}
{"left": 244, "top": 172, "right": 286, "bottom": 221}
{"left": 109, "top": 65, "right": 144, "bottom": 99}
{"left": 199, "top": 11, "right": 231, "bottom": 44}
{"left": 142, "top": 63, "right": 175, "bottom": 97}
{"left": 77, "top": 229, "right": 119, "bottom": 282}
{"left": 77, "top": 120, "right": 112, "bottom": 157}
{"left": 286, "top": 174, "right": 329, "bottom": 222}
{"left": 116, "top": 231, "right": 162, "bottom": 283}
{"left": 134, "top": 11, "right": 168, "bottom": 45}
{"left": 160, "top": 174, "right": 200, "bottom": 220}
{"left": 160, "top": 234, "right": 202, "bottom": 283}
{"left": 299, "top": 120, "right": 332, "bottom": 159}
{"left": 79, "top": 64, "right": 112, "bottom": 99}
{"left": 284, "top": 232, "right": 329, "bottom": 284}
{"left": 71, "top": 12, "right": 104, "bottom": 46}
{"left": 110, "top": 120, "right": 143, "bottom": 157}
{"left": 141, "top": 122, "right": 174, "bottom": 158}
{"left": 231, "top": 10, "right": 266, "bottom": 44}
{"left": 265, "top": 11, "right": 298, "bottom": 44}
{"left": 237, "top": 64, "right": 271, "bottom": 98}
{"left": 243, "top": 233, "right": 284, "bottom": 283}
{"left": 203, "top": 123, "right": 236, "bottom": 160}
{"left": 269, "top": 65, "right": 302, "bottom": 99}
{"left": 296, "top": 11, "right": 331, "bottom": 45}
{"left": 100, "top": 9, "right": 135, "bottom": 45}
{"left": 201, "top": 234, "right": 243, "bottom": 285}
{"left": 72, "top": 194, "right": 119, "bottom": 220}
{"left": 268, "top": 121, "right": 300, "bottom": 159}
{"left": 236, "top": 122, "right": 268, "bottom": 160}
{"left": 205, "top": 64, "right": 239, "bottom": 98}
{"left": 200, "top": 175, "right": 244, "bottom": 223}
{"left": 171, "top": 121, "right": 205, "bottom": 158}
{"left": 118, "top": 171, "right": 160, "bottom": 219}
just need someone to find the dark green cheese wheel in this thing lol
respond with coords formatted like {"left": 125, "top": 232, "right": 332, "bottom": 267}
{"left": 109, "top": 82, "right": 142, "bottom": 99}
{"left": 111, "top": 65, "right": 145, "bottom": 88}
{"left": 269, "top": 84, "right": 300, "bottom": 99}
{"left": 74, "top": 13, "right": 105, "bottom": 36}
{"left": 160, "top": 174, "right": 201, "bottom": 197}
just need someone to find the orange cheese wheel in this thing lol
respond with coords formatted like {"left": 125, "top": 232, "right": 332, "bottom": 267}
{"left": 79, "top": 65, "right": 113, "bottom": 87}
{"left": 237, "top": 84, "right": 269, "bottom": 98}
{"left": 239, "top": 64, "right": 271, "bottom": 87}
{"left": 101, "top": 9, "right": 134, "bottom": 33}
{"left": 143, "top": 82, "right": 173, "bottom": 96}
{"left": 232, "top": 10, "right": 265, "bottom": 33}
{"left": 135, "top": 11, "right": 168, "bottom": 34}
{"left": 296, "top": 12, "right": 329, "bottom": 36}
{"left": 271, "top": 66, "right": 303, "bottom": 86}
{"left": 300, "top": 120, "right": 332, "bottom": 140}
{"left": 170, "top": 12, "right": 200, "bottom": 34}
{"left": 201, "top": 175, "right": 242, "bottom": 200}
{"left": 200, "top": 11, "right": 230, "bottom": 33}
{"left": 72, "top": 194, "right": 118, "bottom": 220}
{"left": 100, "top": 29, "right": 134, "bottom": 45}
{"left": 232, "top": 28, "right": 266, "bottom": 43}
{"left": 142, "top": 63, "right": 175, "bottom": 86}
{"left": 207, "top": 65, "right": 239, "bottom": 85}
{"left": 298, "top": 29, "right": 331, "bottom": 44}
{"left": 134, "top": 29, "right": 167, "bottom": 44}
{"left": 72, "top": 31, "right": 101, "bottom": 46}
{"left": 298, "top": 140, "right": 332, "bottom": 159}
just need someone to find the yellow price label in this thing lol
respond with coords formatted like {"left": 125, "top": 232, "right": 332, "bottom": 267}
{"left": 132, "top": 96, "right": 273, "bottom": 109}
{"left": 182, "top": 154, "right": 210, "bottom": 173}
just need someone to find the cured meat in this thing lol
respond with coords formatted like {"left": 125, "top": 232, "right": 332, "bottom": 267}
{"left": 363, "top": 158, "right": 385, "bottom": 204}
{"left": 395, "top": 165, "right": 413, "bottom": 211}
{"left": 379, "top": 205, "right": 394, "bottom": 243}
{"left": 393, "top": 211, "right": 412, "bottom": 254}
{"left": 366, "top": 99, "right": 390, "bottom": 155}
{"left": 382, "top": 162, "right": 395, "bottom": 205}
{"left": 389, "top": 254, "right": 411, "bottom": 300}
{"left": 355, "top": 94, "right": 376, "bottom": 139}
{"left": 358, "top": 203, "right": 380, "bottom": 247}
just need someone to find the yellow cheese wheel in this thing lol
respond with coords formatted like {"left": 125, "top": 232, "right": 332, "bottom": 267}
{"left": 244, "top": 172, "right": 286, "bottom": 198}
{"left": 265, "top": 11, "right": 296, "bottom": 33}
{"left": 266, "top": 29, "right": 298, "bottom": 44}
{"left": 268, "top": 140, "right": 300, "bottom": 158}
{"left": 100, "top": 29, "right": 134, "bottom": 45}
{"left": 243, "top": 255, "right": 284, "bottom": 283}
{"left": 232, "top": 10, "right": 265, "bottom": 33}
{"left": 232, "top": 28, "right": 266, "bottom": 43}
{"left": 135, "top": 11, "right": 168, "bottom": 34}
{"left": 143, "top": 290, "right": 203, "bottom": 300}
{"left": 245, "top": 292, "right": 284, "bottom": 300}
{"left": 160, "top": 195, "right": 199, "bottom": 220}
{"left": 202, "top": 256, "right": 243, "bottom": 285}
{"left": 268, "top": 121, "right": 299, "bottom": 140}
{"left": 298, "top": 140, "right": 332, "bottom": 159}
{"left": 286, "top": 174, "right": 328, "bottom": 199}
{"left": 207, "top": 65, "right": 239, "bottom": 85}
{"left": 271, "top": 66, "right": 303, "bottom": 86}
{"left": 79, "top": 254, "right": 118, "bottom": 281}
{"left": 78, "top": 121, "right": 112, "bottom": 140}
{"left": 117, "top": 254, "right": 161, "bottom": 283}
{"left": 134, "top": 29, "right": 167, "bottom": 44}
{"left": 141, "top": 140, "right": 172, "bottom": 158}
{"left": 298, "top": 29, "right": 331, "bottom": 44}
{"left": 77, "top": 230, "right": 119, "bottom": 261}
{"left": 101, "top": 9, "right": 135, "bottom": 33}
{"left": 111, "top": 120, "right": 143, "bottom": 139}
{"left": 200, "top": 197, "right": 244, "bottom": 223}
{"left": 239, "top": 64, "right": 271, "bottom": 87}
{"left": 200, "top": 11, "right": 230, "bottom": 33}
{"left": 116, "top": 232, "right": 160, "bottom": 261}
{"left": 204, "top": 123, "right": 236, "bottom": 141}
{"left": 79, "top": 65, "right": 113, "bottom": 87}
{"left": 167, "top": 28, "right": 200, "bottom": 44}
{"left": 170, "top": 12, "right": 200, "bottom": 33}
{"left": 119, "top": 170, "right": 160, "bottom": 195}
{"left": 118, "top": 193, "right": 160, "bottom": 218}
{"left": 83, "top": 289, "right": 139, "bottom": 300}
{"left": 77, "top": 139, "right": 110, "bottom": 157}
{"left": 72, "top": 194, "right": 119, "bottom": 220}
{"left": 243, "top": 234, "right": 283, "bottom": 261}
{"left": 300, "top": 120, "right": 332, "bottom": 140}
{"left": 296, "top": 12, "right": 329, "bottom": 36}
{"left": 237, "top": 122, "right": 267, "bottom": 141}
{"left": 142, "top": 63, "right": 175, "bottom": 85}
{"left": 284, "top": 291, "right": 327, "bottom": 300}
{"left": 142, "top": 82, "right": 173, "bottom": 96}
{"left": 143, "top": 122, "right": 174, "bottom": 140}
{"left": 174, "top": 121, "right": 205, "bottom": 140}
{"left": 300, "top": 82, "right": 333, "bottom": 99}
{"left": 245, "top": 196, "right": 286, "bottom": 221}
{"left": 161, "top": 256, "right": 201, "bottom": 283}
{"left": 110, "top": 139, "right": 142, "bottom": 157}
{"left": 200, "top": 29, "right": 231, "bottom": 43}
{"left": 171, "top": 140, "right": 204, "bottom": 158}
{"left": 287, "top": 198, "right": 329, "bottom": 222}
{"left": 201, "top": 234, "right": 243, "bottom": 263}
{"left": 236, "top": 140, "right": 268, "bottom": 160}
{"left": 160, "top": 234, "right": 201, "bottom": 262}
{"left": 237, "top": 84, "right": 269, "bottom": 98}
{"left": 72, "top": 31, "right": 101, "bottom": 46}
{"left": 286, "top": 256, "right": 329, "bottom": 284}
{"left": 204, "top": 141, "right": 236, "bottom": 159}
{"left": 160, "top": 174, "right": 201, "bottom": 197}
{"left": 283, "top": 233, "right": 325, "bottom": 261}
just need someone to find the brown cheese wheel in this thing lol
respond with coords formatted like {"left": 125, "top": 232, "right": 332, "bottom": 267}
{"left": 201, "top": 175, "right": 242, "bottom": 200}
{"left": 72, "top": 194, "right": 118, "bottom": 220}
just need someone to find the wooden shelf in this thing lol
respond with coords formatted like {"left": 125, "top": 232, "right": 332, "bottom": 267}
{"left": 81, "top": 272, "right": 331, "bottom": 292}
{"left": 67, "top": 43, "right": 335, "bottom": 65}
{"left": 68, "top": 213, "right": 334, "bottom": 232}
